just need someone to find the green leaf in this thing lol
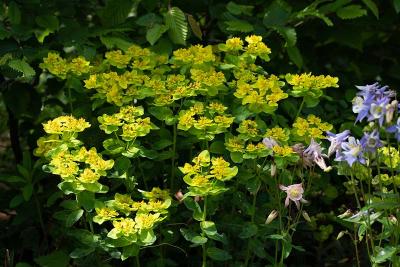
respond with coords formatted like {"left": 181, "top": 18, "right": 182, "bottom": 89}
{"left": 230, "top": 152, "right": 243, "bottom": 163}
{"left": 165, "top": 7, "right": 188, "bottom": 45}
{"left": 8, "top": 59, "right": 35, "bottom": 78}
{"left": 66, "top": 209, "right": 84, "bottom": 227}
{"left": 200, "top": 221, "right": 218, "bottom": 236}
{"left": 10, "top": 194, "right": 24, "bottom": 208}
{"left": 77, "top": 191, "right": 95, "bottom": 211}
{"left": 275, "top": 26, "right": 297, "bottom": 46}
{"left": 180, "top": 228, "right": 207, "bottom": 244}
{"left": 15, "top": 263, "right": 32, "bottom": 267}
{"left": 286, "top": 45, "right": 303, "bottom": 69}
{"left": 22, "top": 184, "right": 33, "bottom": 201}
{"left": 35, "top": 251, "right": 69, "bottom": 267}
{"left": 187, "top": 14, "right": 202, "bottom": 40}
{"left": 136, "top": 13, "right": 162, "bottom": 27}
{"left": 210, "top": 141, "right": 226, "bottom": 154}
{"left": 239, "top": 223, "right": 258, "bottom": 239}
{"left": 8, "top": 1, "right": 21, "bottom": 25}
{"left": 69, "top": 247, "right": 95, "bottom": 259}
{"left": 336, "top": 5, "right": 367, "bottom": 19}
{"left": 226, "top": 2, "right": 254, "bottom": 15}
{"left": 225, "top": 20, "right": 254, "bottom": 32}
{"left": 146, "top": 24, "right": 169, "bottom": 45}
{"left": 35, "top": 15, "right": 59, "bottom": 31}
{"left": 394, "top": 0, "right": 400, "bottom": 13}
{"left": 98, "top": 0, "right": 134, "bottom": 26}
{"left": 207, "top": 247, "right": 232, "bottom": 261}
{"left": 263, "top": 0, "right": 291, "bottom": 27}
{"left": 362, "top": 0, "right": 379, "bottom": 18}
{"left": 183, "top": 197, "right": 203, "bottom": 221}
{"left": 100, "top": 36, "right": 132, "bottom": 51}
{"left": 372, "top": 246, "right": 397, "bottom": 264}
{"left": 121, "top": 244, "right": 140, "bottom": 260}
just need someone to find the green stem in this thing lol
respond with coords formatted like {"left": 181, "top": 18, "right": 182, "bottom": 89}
{"left": 136, "top": 254, "right": 141, "bottom": 267}
{"left": 296, "top": 98, "right": 305, "bottom": 118}
{"left": 68, "top": 87, "right": 73, "bottom": 113}
{"left": 170, "top": 124, "right": 177, "bottom": 191}
{"left": 202, "top": 196, "right": 208, "bottom": 267}
{"left": 244, "top": 190, "right": 258, "bottom": 267}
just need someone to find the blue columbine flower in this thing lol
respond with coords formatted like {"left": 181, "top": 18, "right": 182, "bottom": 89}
{"left": 360, "top": 130, "right": 382, "bottom": 153}
{"left": 353, "top": 83, "right": 396, "bottom": 125}
{"left": 387, "top": 117, "right": 400, "bottom": 141}
{"left": 326, "top": 130, "right": 350, "bottom": 157}
{"left": 336, "top": 137, "right": 366, "bottom": 166}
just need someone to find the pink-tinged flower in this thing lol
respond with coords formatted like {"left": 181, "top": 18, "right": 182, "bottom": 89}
{"left": 279, "top": 183, "right": 307, "bottom": 210}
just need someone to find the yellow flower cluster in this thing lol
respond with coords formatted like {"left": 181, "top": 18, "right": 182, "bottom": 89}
{"left": 34, "top": 135, "right": 60, "bottom": 157}
{"left": 43, "top": 115, "right": 90, "bottom": 135}
{"left": 225, "top": 37, "right": 244, "bottom": 51}
{"left": 265, "top": 127, "right": 290, "bottom": 142}
{"left": 173, "top": 45, "right": 215, "bottom": 65}
{"left": 225, "top": 136, "right": 245, "bottom": 152}
{"left": 190, "top": 68, "right": 226, "bottom": 88}
{"left": 105, "top": 50, "right": 131, "bottom": 69}
{"left": 234, "top": 74, "right": 288, "bottom": 113}
{"left": 286, "top": 73, "right": 339, "bottom": 102}
{"left": 98, "top": 105, "right": 156, "bottom": 141}
{"left": 41, "top": 52, "right": 91, "bottom": 79}
{"left": 237, "top": 120, "right": 260, "bottom": 140}
{"left": 177, "top": 102, "right": 234, "bottom": 140}
{"left": 245, "top": 35, "right": 272, "bottom": 58}
{"left": 272, "top": 145, "right": 295, "bottom": 157}
{"left": 378, "top": 147, "right": 400, "bottom": 169}
{"left": 292, "top": 115, "right": 333, "bottom": 141}
{"left": 84, "top": 71, "right": 150, "bottom": 106}
{"left": 180, "top": 151, "right": 238, "bottom": 195}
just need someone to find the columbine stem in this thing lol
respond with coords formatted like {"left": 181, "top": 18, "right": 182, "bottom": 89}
{"left": 202, "top": 196, "right": 208, "bottom": 267}
{"left": 170, "top": 124, "right": 177, "bottom": 191}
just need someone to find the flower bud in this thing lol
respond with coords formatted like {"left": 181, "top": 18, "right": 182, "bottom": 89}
{"left": 338, "top": 209, "right": 352, "bottom": 219}
{"left": 336, "top": 231, "right": 347, "bottom": 240}
{"left": 174, "top": 190, "right": 184, "bottom": 202}
{"left": 265, "top": 210, "right": 278, "bottom": 224}
{"left": 386, "top": 100, "right": 398, "bottom": 123}
{"left": 302, "top": 211, "right": 311, "bottom": 222}
{"left": 389, "top": 215, "right": 398, "bottom": 225}
{"left": 270, "top": 164, "right": 276, "bottom": 177}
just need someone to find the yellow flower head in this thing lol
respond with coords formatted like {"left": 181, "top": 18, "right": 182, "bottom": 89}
{"left": 225, "top": 136, "right": 245, "bottom": 152}
{"left": 272, "top": 145, "right": 294, "bottom": 157}
{"left": 78, "top": 168, "right": 100, "bottom": 183}
{"left": 43, "top": 116, "right": 90, "bottom": 134}
{"left": 225, "top": 37, "right": 244, "bottom": 51}
{"left": 113, "top": 218, "right": 137, "bottom": 236}
{"left": 135, "top": 213, "right": 161, "bottom": 229}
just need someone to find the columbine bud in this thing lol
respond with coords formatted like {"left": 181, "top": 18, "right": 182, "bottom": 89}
{"left": 174, "top": 190, "right": 184, "bottom": 202}
{"left": 338, "top": 209, "right": 352, "bottom": 219}
{"left": 265, "top": 210, "right": 278, "bottom": 224}
{"left": 386, "top": 100, "right": 398, "bottom": 123}
{"left": 336, "top": 231, "right": 346, "bottom": 240}
{"left": 270, "top": 164, "right": 276, "bottom": 177}
{"left": 389, "top": 215, "right": 398, "bottom": 225}
{"left": 302, "top": 211, "right": 311, "bottom": 222}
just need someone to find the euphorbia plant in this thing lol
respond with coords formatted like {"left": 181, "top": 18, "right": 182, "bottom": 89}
{"left": 37, "top": 35, "right": 339, "bottom": 265}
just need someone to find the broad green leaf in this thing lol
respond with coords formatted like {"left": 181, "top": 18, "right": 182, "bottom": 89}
{"left": 8, "top": 59, "right": 35, "bottom": 78}
{"left": 77, "top": 191, "right": 95, "bottom": 211}
{"left": 10, "top": 194, "right": 24, "bottom": 208}
{"left": 100, "top": 36, "right": 132, "bottom": 51}
{"left": 165, "top": 7, "right": 188, "bottom": 45}
{"left": 200, "top": 221, "right": 218, "bottom": 236}
{"left": 225, "top": 20, "right": 254, "bottom": 32}
{"left": 226, "top": 2, "right": 254, "bottom": 15}
{"left": 187, "top": 14, "right": 202, "bottom": 40}
{"left": 69, "top": 247, "right": 95, "bottom": 259}
{"left": 180, "top": 228, "right": 207, "bottom": 244}
{"left": 35, "top": 251, "right": 69, "bottom": 267}
{"left": 210, "top": 141, "right": 226, "bottom": 154}
{"left": 35, "top": 15, "right": 59, "bottom": 31}
{"left": 121, "top": 244, "right": 139, "bottom": 260}
{"left": 22, "top": 184, "right": 33, "bottom": 201}
{"left": 362, "top": 0, "right": 378, "bottom": 18}
{"left": 8, "top": 1, "right": 21, "bottom": 25}
{"left": 183, "top": 197, "right": 203, "bottom": 221}
{"left": 394, "top": 0, "right": 400, "bottom": 13}
{"left": 207, "top": 247, "right": 232, "bottom": 261}
{"left": 286, "top": 45, "right": 303, "bottom": 69}
{"left": 263, "top": 0, "right": 291, "bottom": 27}
{"left": 230, "top": 152, "right": 243, "bottom": 163}
{"left": 372, "top": 246, "right": 397, "bottom": 264}
{"left": 239, "top": 223, "right": 258, "bottom": 239}
{"left": 275, "top": 26, "right": 297, "bottom": 46}
{"left": 136, "top": 13, "right": 162, "bottom": 27}
{"left": 66, "top": 209, "right": 84, "bottom": 227}
{"left": 337, "top": 5, "right": 367, "bottom": 19}
{"left": 98, "top": 0, "right": 134, "bottom": 26}
{"left": 146, "top": 24, "right": 169, "bottom": 45}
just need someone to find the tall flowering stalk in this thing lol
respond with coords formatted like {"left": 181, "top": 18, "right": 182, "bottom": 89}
{"left": 328, "top": 83, "right": 400, "bottom": 266}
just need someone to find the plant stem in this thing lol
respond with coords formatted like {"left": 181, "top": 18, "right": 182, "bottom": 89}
{"left": 170, "top": 124, "right": 177, "bottom": 191}
{"left": 202, "top": 196, "right": 208, "bottom": 267}
{"left": 296, "top": 98, "right": 305, "bottom": 118}
{"left": 244, "top": 190, "right": 258, "bottom": 267}
{"left": 136, "top": 254, "right": 141, "bottom": 267}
